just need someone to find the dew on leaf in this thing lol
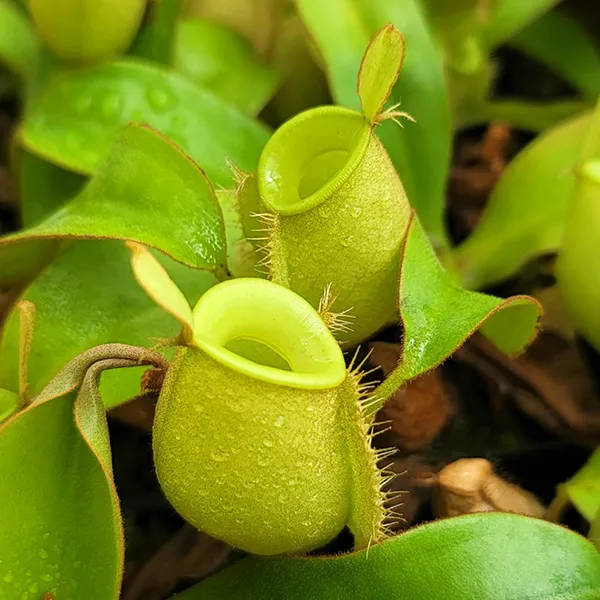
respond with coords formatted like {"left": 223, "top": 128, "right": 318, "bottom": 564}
{"left": 147, "top": 88, "right": 171, "bottom": 111}
{"left": 101, "top": 92, "right": 122, "bottom": 123}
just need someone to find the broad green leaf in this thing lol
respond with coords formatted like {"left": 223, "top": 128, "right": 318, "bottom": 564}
{"left": 19, "top": 151, "right": 86, "bottom": 227}
{"left": 0, "top": 388, "right": 17, "bottom": 423}
{"left": 454, "top": 110, "right": 591, "bottom": 289}
{"left": 129, "top": 0, "right": 185, "bottom": 64}
{"left": 0, "top": 0, "right": 38, "bottom": 79}
{"left": 297, "top": 0, "right": 452, "bottom": 248}
{"left": 562, "top": 448, "right": 600, "bottom": 522}
{"left": 0, "top": 123, "right": 227, "bottom": 286}
{"left": 176, "top": 513, "right": 600, "bottom": 599}
{"left": 0, "top": 344, "right": 163, "bottom": 599}
{"left": 357, "top": 23, "right": 405, "bottom": 122}
{"left": 375, "top": 215, "right": 540, "bottom": 404}
{"left": 460, "top": 98, "right": 588, "bottom": 132}
{"left": 175, "top": 18, "right": 280, "bottom": 115}
{"left": 483, "top": 0, "right": 562, "bottom": 48}
{"left": 509, "top": 10, "right": 600, "bottom": 103}
{"left": 0, "top": 241, "right": 216, "bottom": 408}
{"left": 21, "top": 60, "right": 271, "bottom": 187}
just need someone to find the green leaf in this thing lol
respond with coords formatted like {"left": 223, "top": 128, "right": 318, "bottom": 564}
{"left": 175, "top": 513, "right": 600, "bottom": 599}
{"left": 509, "top": 9, "right": 600, "bottom": 103}
{"left": 175, "top": 18, "right": 280, "bottom": 115}
{"left": 0, "top": 123, "right": 228, "bottom": 286}
{"left": 18, "top": 151, "right": 86, "bottom": 227}
{"left": 129, "top": 0, "right": 185, "bottom": 64}
{"left": 0, "top": 344, "right": 164, "bottom": 599}
{"left": 374, "top": 215, "right": 540, "bottom": 403}
{"left": 562, "top": 448, "right": 600, "bottom": 522}
{"left": 0, "top": 241, "right": 216, "bottom": 408}
{"left": 0, "top": 0, "right": 38, "bottom": 79}
{"left": 0, "top": 389, "right": 17, "bottom": 423}
{"left": 297, "top": 0, "right": 452, "bottom": 247}
{"left": 483, "top": 0, "right": 562, "bottom": 48}
{"left": 454, "top": 110, "right": 591, "bottom": 289}
{"left": 21, "top": 60, "right": 271, "bottom": 187}
{"left": 357, "top": 23, "right": 405, "bottom": 122}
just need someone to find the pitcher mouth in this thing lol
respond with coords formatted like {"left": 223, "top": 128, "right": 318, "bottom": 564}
{"left": 191, "top": 278, "right": 346, "bottom": 389}
{"left": 257, "top": 106, "right": 370, "bottom": 216}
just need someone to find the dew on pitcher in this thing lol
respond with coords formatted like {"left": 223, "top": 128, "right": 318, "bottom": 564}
{"left": 274, "top": 415, "right": 284, "bottom": 427}
{"left": 3, "top": 570, "right": 14, "bottom": 583}
{"left": 351, "top": 206, "right": 362, "bottom": 217}
{"left": 211, "top": 448, "right": 229, "bottom": 462}
{"left": 28, "top": 583, "right": 38, "bottom": 594}
{"left": 39, "top": 549, "right": 49, "bottom": 559}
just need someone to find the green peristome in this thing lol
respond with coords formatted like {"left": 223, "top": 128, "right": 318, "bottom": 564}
{"left": 29, "top": 0, "right": 146, "bottom": 64}
{"left": 257, "top": 106, "right": 411, "bottom": 345}
{"left": 153, "top": 278, "right": 386, "bottom": 555}
{"left": 556, "top": 160, "right": 600, "bottom": 351}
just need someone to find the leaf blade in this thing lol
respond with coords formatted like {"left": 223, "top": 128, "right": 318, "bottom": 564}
{"left": 375, "top": 215, "right": 540, "bottom": 403}
{"left": 0, "top": 123, "right": 227, "bottom": 286}
{"left": 21, "top": 60, "right": 271, "bottom": 188}
{"left": 357, "top": 23, "right": 405, "bottom": 121}
{"left": 174, "top": 513, "right": 600, "bottom": 599}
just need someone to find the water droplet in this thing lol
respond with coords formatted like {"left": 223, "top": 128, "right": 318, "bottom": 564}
{"left": 263, "top": 440, "right": 273, "bottom": 448}
{"left": 193, "top": 404, "right": 204, "bottom": 414}
{"left": 42, "top": 574, "right": 52, "bottom": 582}
{"left": 73, "top": 560, "right": 81, "bottom": 568}
{"left": 147, "top": 88, "right": 171, "bottom": 111}
{"left": 28, "top": 583, "right": 38, "bottom": 594}
{"left": 175, "top": 435, "right": 181, "bottom": 441}
{"left": 288, "top": 479, "right": 298, "bottom": 486}
{"left": 306, "top": 406, "right": 314, "bottom": 412}
{"left": 39, "top": 549, "right": 49, "bottom": 559}
{"left": 101, "top": 92, "right": 121, "bottom": 123}
{"left": 42, "top": 533, "right": 50, "bottom": 540}
{"left": 274, "top": 415, "right": 284, "bottom": 427}
{"left": 70, "top": 578, "right": 79, "bottom": 589}
{"left": 3, "top": 571, "right": 13, "bottom": 583}
{"left": 211, "top": 448, "right": 229, "bottom": 462}
{"left": 351, "top": 206, "right": 362, "bottom": 217}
